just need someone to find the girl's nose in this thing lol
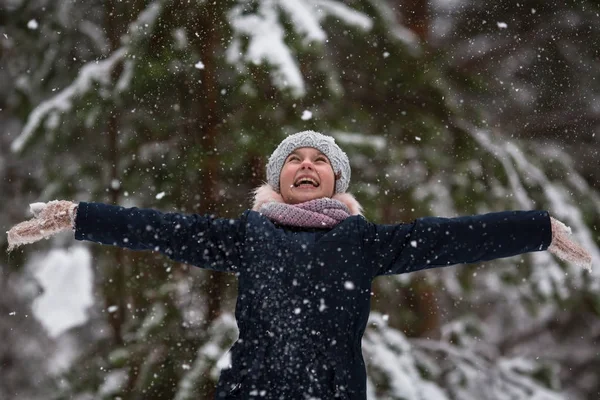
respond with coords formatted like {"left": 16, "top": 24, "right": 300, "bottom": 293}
{"left": 300, "top": 159, "right": 314, "bottom": 169}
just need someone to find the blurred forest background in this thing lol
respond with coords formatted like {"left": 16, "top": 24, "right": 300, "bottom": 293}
{"left": 1, "top": 0, "right": 599, "bottom": 399}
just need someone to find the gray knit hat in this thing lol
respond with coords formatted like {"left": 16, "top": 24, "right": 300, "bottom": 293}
{"left": 267, "top": 130, "right": 351, "bottom": 194}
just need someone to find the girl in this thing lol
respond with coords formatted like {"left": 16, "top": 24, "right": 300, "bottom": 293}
{"left": 7, "top": 130, "right": 592, "bottom": 400}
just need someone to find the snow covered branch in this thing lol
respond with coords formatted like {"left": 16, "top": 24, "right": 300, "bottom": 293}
{"left": 226, "top": 0, "right": 372, "bottom": 97}
{"left": 362, "top": 313, "right": 566, "bottom": 400}
{"left": 11, "top": 48, "right": 127, "bottom": 154}
{"left": 11, "top": 0, "right": 165, "bottom": 154}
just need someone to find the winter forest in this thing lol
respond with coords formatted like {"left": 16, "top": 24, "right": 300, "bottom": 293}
{"left": 1, "top": 0, "right": 599, "bottom": 399}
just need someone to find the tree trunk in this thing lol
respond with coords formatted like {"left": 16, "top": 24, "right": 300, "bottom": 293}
{"left": 102, "top": 0, "right": 130, "bottom": 348}
{"left": 186, "top": 4, "right": 228, "bottom": 399}
{"left": 400, "top": 0, "right": 430, "bottom": 42}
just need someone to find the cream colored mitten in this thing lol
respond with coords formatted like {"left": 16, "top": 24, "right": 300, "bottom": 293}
{"left": 6, "top": 200, "right": 78, "bottom": 252}
{"left": 547, "top": 217, "right": 592, "bottom": 271}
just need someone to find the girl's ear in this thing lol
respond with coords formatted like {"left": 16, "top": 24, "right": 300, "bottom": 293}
{"left": 332, "top": 192, "right": 363, "bottom": 216}
{"left": 252, "top": 183, "right": 284, "bottom": 211}
{"left": 332, "top": 171, "right": 342, "bottom": 197}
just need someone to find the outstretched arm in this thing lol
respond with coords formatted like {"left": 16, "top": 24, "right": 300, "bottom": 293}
{"left": 365, "top": 210, "right": 591, "bottom": 276}
{"left": 7, "top": 201, "right": 247, "bottom": 273}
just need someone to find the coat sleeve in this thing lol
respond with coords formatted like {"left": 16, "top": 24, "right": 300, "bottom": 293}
{"left": 364, "top": 210, "right": 552, "bottom": 276}
{"left": 74, "top": 202, "right": 246, "bottom": 273}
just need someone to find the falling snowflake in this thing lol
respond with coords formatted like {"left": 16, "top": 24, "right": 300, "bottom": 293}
{"left": 319, "top": 299, "right": 327, "bottom": 312}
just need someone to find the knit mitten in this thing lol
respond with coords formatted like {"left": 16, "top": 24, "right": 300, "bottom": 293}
{"left": 6, "top": 200, "right": 78, "bottom": 252}
{"left": 548, "top": 217, "right": 592, "bottom": 271}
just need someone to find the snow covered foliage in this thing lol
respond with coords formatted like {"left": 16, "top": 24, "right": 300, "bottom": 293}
{"left": 11, "top": 0, "right": 165, "bottom": 154}
{"left": 174, "top": 313, "right": 238, "bottom": 400}
{"left": 12, "top": 0, "right": 371, "bottom": 152}
{"left": 227, "top": 0, "right": 371, "bottom": 96}
{"left": 11, "top": 48, "right": 127, "bottom": 153}
{"left": 29, "top": 246, "right": 94, "bottom": 338}
{"left": 0, "top": 264, "right": 56, "bottom": 400}
{"left": 364, "top": 313, "right": 565, "bottom": 400}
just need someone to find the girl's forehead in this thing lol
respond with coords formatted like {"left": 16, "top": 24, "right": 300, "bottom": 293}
{"left": 287, "top": 147, "right": 326, "bottom": 157}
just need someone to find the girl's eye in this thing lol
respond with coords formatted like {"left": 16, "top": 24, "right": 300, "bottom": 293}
{"left": 316, "top": 157, "right": 327, "bottom": 162}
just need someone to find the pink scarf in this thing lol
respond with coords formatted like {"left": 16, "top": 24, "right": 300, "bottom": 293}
{"left": 259, "top": 198, "right": 351, "bottom": 228}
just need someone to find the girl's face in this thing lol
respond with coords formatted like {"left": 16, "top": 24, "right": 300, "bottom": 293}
{"left": 279, "top": 147, "right": 336, "bottom": 204}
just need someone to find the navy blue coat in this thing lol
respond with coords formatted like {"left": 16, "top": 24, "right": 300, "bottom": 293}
{"left": 74, "top": 202, "right": 552, "bottom": 399}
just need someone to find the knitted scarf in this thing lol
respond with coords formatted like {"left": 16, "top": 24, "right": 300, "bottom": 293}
{"left": 259, "top": 198, "right": 351, "bottom": 228}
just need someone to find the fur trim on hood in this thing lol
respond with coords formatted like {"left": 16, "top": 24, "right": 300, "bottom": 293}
{"left": 251, "top": 183, "right": 363, "bottom": 216}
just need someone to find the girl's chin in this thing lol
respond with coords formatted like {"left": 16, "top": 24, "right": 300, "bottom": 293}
{"left": 288, "top": 193, "right": 324, "bottom": 203}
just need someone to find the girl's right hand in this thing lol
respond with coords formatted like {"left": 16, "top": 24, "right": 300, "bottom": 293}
{"left": 6, "top": 200, "right": 78, "bottom": 252}
{"left": 548, "top": 217, "right": 592, "bottom": 271}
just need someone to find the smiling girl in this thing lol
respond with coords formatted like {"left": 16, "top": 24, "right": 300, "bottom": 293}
{"left": 7, "top": 130, "right": 592, "bottom": 399}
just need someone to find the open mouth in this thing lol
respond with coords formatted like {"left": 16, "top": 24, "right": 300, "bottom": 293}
{"left": 294, "top": 177, "right": 319, "bottom": 187}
